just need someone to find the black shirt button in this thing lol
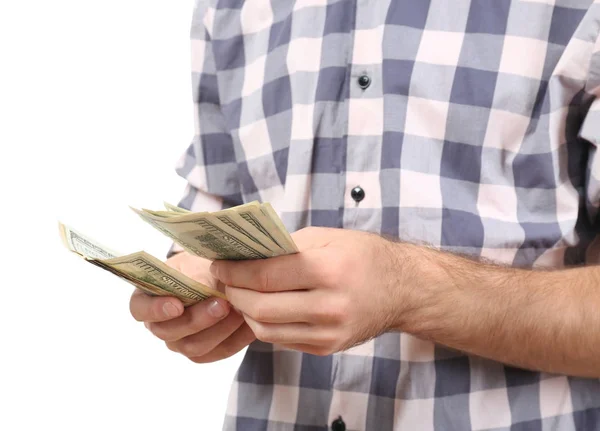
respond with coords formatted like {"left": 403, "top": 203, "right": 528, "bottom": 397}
{"left": 331, "top": 417, "right": 346, "bottom": 431}
{"left": 351, "top": 186, "right": 365, "bottom": 203}
{"left": 358, "top": 74, "right": 371, "bottom": 89}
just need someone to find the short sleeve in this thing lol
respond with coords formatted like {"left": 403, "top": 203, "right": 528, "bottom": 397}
{"left": 168, "top": 0, "right": 243, "bottom": 257}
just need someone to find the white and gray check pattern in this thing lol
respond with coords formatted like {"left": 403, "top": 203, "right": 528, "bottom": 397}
{"left": 174, "top": 0, "right": 600, "bottom": 429}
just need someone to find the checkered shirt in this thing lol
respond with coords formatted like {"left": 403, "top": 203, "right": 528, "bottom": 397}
{"left": 173, "top": 0, "right": 600, "bottom": 429}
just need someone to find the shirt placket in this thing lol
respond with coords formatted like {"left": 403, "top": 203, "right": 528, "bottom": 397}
{"left": 329, "top": 0, "right": 388, "bottom": 429}
{"left": 342, "top": 0, "right": 386, "bottom": 234}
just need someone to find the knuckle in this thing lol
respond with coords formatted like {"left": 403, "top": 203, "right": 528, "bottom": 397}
{"left": 212, "top": 262, "right": 232, "bottom": 286}
{"left": 327, "top": 309, "right": 346, "bottom": 325}
{"left": 129, "top": 300, "right": 144, "bottom": 322}
{"left": 305, "top": 345, "right": 332, "bottom": 356}
{"left": 249, "top": 303, "right": 269, "bottom": 322}
{"left": 218, "top": 342, "right": 238, "bottom": 360}
{"left": 332, "top": 296, "right": 352, "bottom": 322}
{"left": 253, "top": 327, "right": 266, "bottom": 342}
{"left": 318, "top": 295, "right": 350, "bottom": 324}
{"left": 165, "top": 341, "right": 178, "bottom": 353}
{"left": 324, "top": 338, "right": 342, "bottom": 354}
{"left": 318, "top": 342, "right": 339, "bottom": 356}
{"left": 325, "top": 347, "right": 337, "bottom": 356}
{"left": 255, "top": 267, "right": 271, "bottom": 292}
{"left": 318, "top": 262, "right": 342, "bottom": 288}
{"left": 256, "top": 326, "right": 285, "bottom": 344}
{"left": 252, "top": 324, "right": 270, "bottom": 342}
{"left": 152, "top": 303, "right": 165, "bottom": 321}
{"left": 216, "top": 267, "right": 232, "bottom": 286}
{"left": 265, "top": 333, "right": 282, "bottom": 344}
{"left": 189, "top": 309, "right": 212, "bottom": 332}
{"left": 131, "top": 312, "right": 145, "bottom": 323}
{"left": 149, "top": 325, "right": 172, "bottom": 342}
{"left": 182, "top": 310, "right": 197, "bottom": 327}
{"left": 314, "top": 348, "right": 330, "bottom": 356}
{"left": 178, "top": 339, "right": 204, "bottom": 358}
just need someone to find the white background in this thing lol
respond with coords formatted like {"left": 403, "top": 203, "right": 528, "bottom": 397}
{"left": 0, "top": 1, "right": 243, "bottom": 429}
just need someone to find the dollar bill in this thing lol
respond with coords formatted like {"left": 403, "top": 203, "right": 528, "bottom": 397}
{"left": 150, "top": 201, "right": 298, "bottom": 255}
{"left": 212, "top": 210, "right": 280, "bottom": 253}
{"left": 142, "top": 209, "right": 181, "bottom": 218}
{"left": 133, "top": 208, "right": 277, "bottom": 260}
{"left": 59, "top": 222, "right": 223, "bottom": 305}
{"left": 236, "top": 202, "right": 298, "bottom": 254}
{"left": 59, "top": 222, "right": 119, "bottom": 260}
{"left": 163, "top": 202, "right": 190, "bottom": 214}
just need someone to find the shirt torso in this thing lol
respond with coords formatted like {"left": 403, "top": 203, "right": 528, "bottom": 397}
{"left": 179, "top": 0, "right": 600, "bottom": 429}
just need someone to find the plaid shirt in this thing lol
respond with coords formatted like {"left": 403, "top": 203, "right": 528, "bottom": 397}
{"left": 174, "top": 0, "right": 600, "bottom": 429}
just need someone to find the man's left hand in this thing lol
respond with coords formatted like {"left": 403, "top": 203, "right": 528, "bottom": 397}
{"left": 210, "top": 227, "right": 406, "bottom": 356}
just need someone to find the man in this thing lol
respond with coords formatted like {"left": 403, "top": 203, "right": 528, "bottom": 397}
{"left": 130, "top": 0, "right": 600, "bottom": 429}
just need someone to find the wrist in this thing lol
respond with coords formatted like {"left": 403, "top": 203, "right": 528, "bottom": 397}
{"left": 380, "top": 240, "right": 445, "bottom": 333}
{"left": 386, "top": 241, "right": 476, "bottom": 339}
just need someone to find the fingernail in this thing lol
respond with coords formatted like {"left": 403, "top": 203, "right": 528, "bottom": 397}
{"left": 144, "top": 322, "right": 151, "bottom": 330}
{"left": 207, "top": 299, "right": 227, "bottom": 318}
{"left": 163, "top": 302, "right": 179, "bottom": 318}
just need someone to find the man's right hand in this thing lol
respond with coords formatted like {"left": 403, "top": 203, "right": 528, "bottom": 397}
{"left": 129, "top": 252, "right": 256, "bottom": 363}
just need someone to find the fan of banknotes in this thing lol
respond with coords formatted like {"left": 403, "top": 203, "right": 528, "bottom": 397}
{"left": 59, "top": 201, "right": 298, "bottom": 306}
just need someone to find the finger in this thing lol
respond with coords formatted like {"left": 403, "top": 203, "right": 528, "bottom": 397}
{"left": 188, "top": 323, "right": 256, "bottom": 364}
{"left": 243, "top": 314, "right": 325, "bottom": 345}
{"left": 166, "top": 312, "right": 245, "bottom": 358}
{"left": 210, "top": 252, "right": 323, "bottom": 293}
{"left": 129, "top": 289, "right": 184, "bottom": 323}
{"left": 226, "top": 286, "right": 330, "bottom": 324}
{"left": 164, "top": 250, "right": 186, "bottom": 270}
{"left": 147, "top": 297, "right": 231, "bottom": 342}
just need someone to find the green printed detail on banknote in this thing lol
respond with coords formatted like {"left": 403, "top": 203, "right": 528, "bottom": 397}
{"left": 132, "top": 201, "right": 297, "bottom": 260}
{"left": 60, "top": 201, "right": 297, "bottom": 304}
{"left": 59, "top": 222, "right": 224, "bottom": 305}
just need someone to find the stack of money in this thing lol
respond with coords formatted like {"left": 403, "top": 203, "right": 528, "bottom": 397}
{"left": 59, "top": 201, "right": 297, "bottom": 305}
{"left": 132, "top": 201, "right": 297, "bottom": 260}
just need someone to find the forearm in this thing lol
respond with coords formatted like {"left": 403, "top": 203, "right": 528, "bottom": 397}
{"left": 393, "top": 243, "right": 600, "bottom": 377}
